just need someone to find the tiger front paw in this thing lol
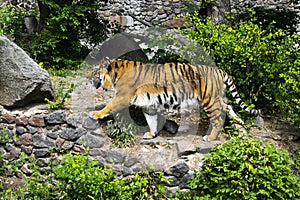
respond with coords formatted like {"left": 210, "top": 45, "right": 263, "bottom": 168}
{"left": 92, "top": 111, "right": 109, "bottom": 119}
{"left": 203, "top": 135, "right": 217, "bottom": 142}
{"left": 143, "top": 131, "right": 156, "bottom": 139}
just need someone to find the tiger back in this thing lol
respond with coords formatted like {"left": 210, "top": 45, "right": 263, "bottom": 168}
{"left": 91, "top": 59, "right": 261, "bottom": 141}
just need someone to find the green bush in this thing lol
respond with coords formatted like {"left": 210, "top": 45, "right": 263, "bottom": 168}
{"left": 187, "top": 135, "right": 300, "bottom": 199}
{"left": 1, "top": 152, "right": 167, "bottom": 199}
{"left": 183, "top": 11, "right": 300, "bottom": 126}
{"left": 0, "top": 1, "right": 116, "bottom": 69}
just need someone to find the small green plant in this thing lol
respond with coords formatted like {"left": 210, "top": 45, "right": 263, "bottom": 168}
{"left": 107, "top": 117, "right": 137, "bottom": 148}
{"left": 122, "top": 170, "right": 168, "bottom": 199}
{"left": 187, "top": 135, "right": 300, "bottom": 199}
{"left": 45, "top": 80, "right": 74, "bottom": 109}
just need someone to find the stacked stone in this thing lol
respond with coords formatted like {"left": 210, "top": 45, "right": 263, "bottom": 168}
{"left": 99, "top": 0, "right": 189, "bottom": 32}
{"left": 0, "top": 105, "right": 220, "bottom": 194}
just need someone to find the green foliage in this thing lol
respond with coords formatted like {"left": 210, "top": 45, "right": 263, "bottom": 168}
{"left": 187, "top": 135, "right": 300, "bottom": 199}
{"left": 183, "top": 12, "right": 300, "bottom": 126}
{"left": 293, "top": 148, "right": 300, "bottom": 173}
{"left": 234, "top": 7, "right": 299, "bottom": 35}
{"left": 0, "top": 4, "right": 29, "bottom": 36}
{"left": 122, "top": 170, "right": 167, "bottom": 199}
{"left": 54, "top": 153, "right": 122, "bottom": 199}
{"left": 1, "top": 151, "right": 168, "bottom": 199}
{"left": 107, "top": 113, "right": 137, "bottom": 148}
{"left": 45, "top": 80, "right": 74, "bottom": 109}
{"left": 0, "top": 1, "right": 116, "bottom": 69}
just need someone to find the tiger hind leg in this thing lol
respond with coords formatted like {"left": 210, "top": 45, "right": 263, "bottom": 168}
{"left": 203, "top": 108, "right": 226, "bottom": 141}
{"left": 143, "top": 111, "right": 166, "bottom": 139}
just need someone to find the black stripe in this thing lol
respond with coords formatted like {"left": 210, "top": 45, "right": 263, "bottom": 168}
{"left": 188, "top": 64, "right": 195, "bottom": 80}
{"left": 170, "top": 95, "right": 174, "bottom": 105}
{"left": 175, "top": 62, "right": 178, "bottom": 72}
{"left": 204, "top": 100, "right": 215, "bottom": 112}
{"left": 163, "top": 93, "right": 167, "bottom": 101}
{"left": 180, "top": 65, "right": 185, "bottom": 77}
{"left": 144, "top": 64, "right": 151, "bottom": 79}
{"left": 183, "top": 64, "right": 190, "bottom": 81}
{"left": 147, "top": 92, "right": 150, "bottom": 100}
{"left": 202, "top": 83, "right": 208, "bottom": 100}
{"left": 173, "top": 104, "right": 180, "bottom": 109}
{"left": 163, "top": 86, "right": 168, "bottom": 97}
{"left": 170, "top": 63, "right": 176, "bottom": 81}
{"left": 158, "top": 95, "right": 162, "bottom": 104}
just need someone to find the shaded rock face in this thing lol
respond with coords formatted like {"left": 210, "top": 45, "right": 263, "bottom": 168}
{"left": 0, "top": 36, "right": 54, "bottom": 107}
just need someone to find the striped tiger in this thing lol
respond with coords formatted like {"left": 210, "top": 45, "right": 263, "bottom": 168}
{"left": 90, "top": 59, "right": 261, "bottom": 141}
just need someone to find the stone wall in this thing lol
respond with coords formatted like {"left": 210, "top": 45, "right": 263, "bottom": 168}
{"left": 0, "top": 104, "right": 219, "bottom": 193}
{"left": 101, "top": 0, "right": 300, "bottom": 34}
{"left": 2, "top": 0, "right": 299, "bottom": 33}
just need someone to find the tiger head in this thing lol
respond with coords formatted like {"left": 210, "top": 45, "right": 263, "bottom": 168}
{"left": 87, "top": 58, "right": 117, "bottom": 90}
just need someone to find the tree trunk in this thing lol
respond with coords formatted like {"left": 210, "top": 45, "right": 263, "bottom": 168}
{"left": 37, "top": 0, "right": 50, "bottom": 33}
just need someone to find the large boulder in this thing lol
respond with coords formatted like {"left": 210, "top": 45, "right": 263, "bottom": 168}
{"left": 0, "top": 36, "right": 54, "bottom": 107}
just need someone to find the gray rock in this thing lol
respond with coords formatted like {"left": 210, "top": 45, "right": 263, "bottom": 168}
{"left": 47, "top": 131, "right": 58, "bottom": 139}
{"left": 165, "top": 161, "right": 189, "bottom": 178}
{"left": 33, "top": 148, "right": 50, "bottom": 158}
{"left": 45, "top": 110, "right": 66, "bottom": 125}
{"left": 88, "top": 148, "right": 106, "bottom": 156}
{"left": 165, "top": 176, "right": 180, "bottom": 187}
{"left": 61, "top": 140, "right": 74, "bottom": 150}
{"left": 4, "top": 146, "right": 21, "bottom": 160}
{"left": 16, "top": 126, "right": 27, "bottom": 135}
{"left": 179, "top": 172, "right": 193, "bottom": 188}
{"left": 36, "top": 158, "right": 48, "bottom": 167}
{"left": 196, "top": 141, "right": 221, "bottom": 154}
{"left": 163, "top": 119, "right": 179, "bottom": 134}
{"left": 32, "top": 133, "right": 56, "bottom": 148}
{"left": 76, "top": 133, "right": 104, "bottom": 148}
{"left": 0, "top": 36, "right": 54, "bottom": 107}
{"left": 254, "top": 116, "right": 264, "bottom": 128}
{"left": 0, "top": 129, "right": 14, "bottom": 144}
{"left": 59, "top": 127, "right": 87, "bottom": 141}
{"left": 66, "top": 115, "right": 83, "bottom": 127}
{"left": 123, "top": 166, "right": 133, "bottom": 176}
{"left": 124, "top": 156, "right": 138, "bottom": 167}
{"left": 83, "top": 117, "right": 100, "bottom": 130}
{"left": 27, "top": 125, "right": 38, "bottom": 134}
{"left": 107, "top": 148, "right": 127, "bottom": 164}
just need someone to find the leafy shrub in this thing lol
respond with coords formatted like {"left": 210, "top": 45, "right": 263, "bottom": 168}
{"left": 1, "top": 152, "right": 168, "bottom": 199}
{"left": 234, "top": 7, "right": 299, "bottom": 35}
{"left": 183, "top": 12, "right": 300, "bottom": 126}
{"left": 187, "top": 135, "right": 300, "bottom": 199}
{"left": 0, "top": 1, "right": 116, "bottom": 69}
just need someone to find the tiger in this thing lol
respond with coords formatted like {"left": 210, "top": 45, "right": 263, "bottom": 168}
{"left": 90, "top": 58, "right": 261, "bottom": 141}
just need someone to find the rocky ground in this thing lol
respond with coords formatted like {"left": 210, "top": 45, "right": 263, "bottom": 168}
{"left": 1, "top": 74, "right": 299, "bottom": 194}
